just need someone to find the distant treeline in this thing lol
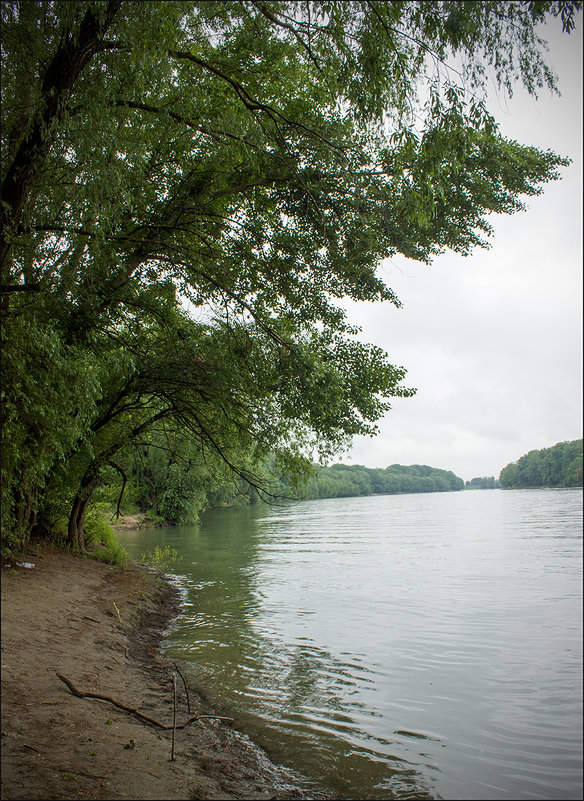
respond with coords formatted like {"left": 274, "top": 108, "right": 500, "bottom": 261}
{"left": 499, "top": 439, "right": 583, "bottom": 489}
{"left": 302, "top": 463, "right": 464, "bottom": 499}
{"left": 465, "top": 476, "right": 501, "bottom": 489}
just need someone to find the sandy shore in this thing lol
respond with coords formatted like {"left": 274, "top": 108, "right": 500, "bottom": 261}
{"left": 1, "top": 543, "right": 328, "bottom": 800}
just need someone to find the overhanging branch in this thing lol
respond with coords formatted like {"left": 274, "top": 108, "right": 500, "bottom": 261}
{"left": 1, "top": 283, "right": 41, "bottom": 294}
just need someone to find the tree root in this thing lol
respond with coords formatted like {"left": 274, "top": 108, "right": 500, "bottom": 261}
{"left": 56, "top": 672, "right": 233, "bottom": 729}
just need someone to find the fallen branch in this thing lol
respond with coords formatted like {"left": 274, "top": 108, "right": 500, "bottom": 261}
{"left": 56, "top": 673, "right": 233, "bottom": 729}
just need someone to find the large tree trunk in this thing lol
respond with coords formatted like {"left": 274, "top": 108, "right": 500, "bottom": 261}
{"left": 15, "top": 487, "right": 37, "bottom": 547}
{"left": 65, "top": 410, "right": 170, "bottom": 551}
{"left": 0, "top": 1, "right": 121, "bottom": 275}
{"left": 68, "top": 474, "right": 99, "bottom": 552}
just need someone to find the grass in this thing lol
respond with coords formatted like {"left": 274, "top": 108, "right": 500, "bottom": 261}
{"left": 84, "top": 504, "right": 128, "bottom": 566}
{"left": 2, "top": 502, "right": 129, "bottom": 566}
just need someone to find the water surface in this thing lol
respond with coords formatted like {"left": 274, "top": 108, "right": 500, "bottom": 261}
{"left": 117, "top": 488, "right": 583, "bottom": 800}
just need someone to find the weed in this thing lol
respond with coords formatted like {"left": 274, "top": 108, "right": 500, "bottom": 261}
{"left": 139, "top": 544, "right": 182, "bottom": 571}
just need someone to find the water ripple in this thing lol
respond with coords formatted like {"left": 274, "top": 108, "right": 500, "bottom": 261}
{"left": 119, "top": 489, "right": 583, "bottom": 801}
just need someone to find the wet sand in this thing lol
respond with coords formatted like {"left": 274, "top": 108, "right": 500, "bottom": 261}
{"left": 1, "top": 543, "right": 328, "bottom": 800}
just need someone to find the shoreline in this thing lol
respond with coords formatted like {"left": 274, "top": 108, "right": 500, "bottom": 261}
{"left": 1, "top": 542, "right": 328, "bottom": 800}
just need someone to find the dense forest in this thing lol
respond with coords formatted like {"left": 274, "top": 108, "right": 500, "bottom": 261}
{"left": 465, "top": 477, "right": 500, "bottom": 489}
{"left": 90, "top": 454, "right": 463, "bottom": 528}
{"left": 92, "top": 436, "right": 281, "bottom": 526}
{"left": 499, "top": 440, "right": 583, "bottom": 488}
{"left": 303, "top": 463, "right": 464, "bottom": 499}
{"left": 2, "top": 1, "right": 580, "bottom": 558}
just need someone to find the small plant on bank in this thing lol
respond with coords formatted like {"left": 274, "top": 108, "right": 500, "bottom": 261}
{"left": 139, "top": 544, "right": 183, "bottom": 571}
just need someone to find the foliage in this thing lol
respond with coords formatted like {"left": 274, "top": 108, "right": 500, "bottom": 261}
{"left": 82, "top": 502, "right": 128, "bottom": 564}
{"left": 1, "top": 1, "right": 580, "bottom": 553}
{"left": 499, "top": 440, "right": 583, "bottom": 488}
{"left": 82, "top": 502, "right": 115, "bottom": 546}
{"left": 139, "top": 544, "right": 183, "bottom": 572}
{"left": 93, "top": 427, "right": 281, "bottom": 524}
{"left": 0, "top": 313, "right": 101, "bottom": 544}
{"left": 302, "top": 463, "right": 464, "bottom": 499}
{"left": 122, "top": 428, "right": 269, "bottom": 523}
{"left": 465, "top": 476, "right": 500, "bottom": 489}
{"left": 86, "top": 530, "right": 128, "bottom": 566}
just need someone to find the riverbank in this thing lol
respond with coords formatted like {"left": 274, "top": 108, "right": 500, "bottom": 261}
{"left": 1, "top": 543, "right": 328, "bottom": 800}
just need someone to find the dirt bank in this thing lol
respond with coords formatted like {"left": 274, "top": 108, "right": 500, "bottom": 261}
{"left": 110, "top": 513, "right": 149, "bottom": 530}
{"left": 1, "top": 543, "right": 328, "bottom": 800}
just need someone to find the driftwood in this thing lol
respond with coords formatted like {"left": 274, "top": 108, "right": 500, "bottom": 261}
{"left": 56, "top": 673, "right": 233, "bottom": 729}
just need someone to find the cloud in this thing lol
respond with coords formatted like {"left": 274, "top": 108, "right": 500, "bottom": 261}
{"left": 340, "top": 18, "right": 583, "bottom": 481}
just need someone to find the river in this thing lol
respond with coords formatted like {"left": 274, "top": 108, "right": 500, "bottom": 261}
{"left": 116, "top": 488, "right": 583, "bottom": 800}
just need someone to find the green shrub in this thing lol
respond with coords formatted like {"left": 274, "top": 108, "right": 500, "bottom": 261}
{"left": 139, "top": 544, "right": 182, "bottom": 571}
{"left": 84, "top": 503, "right": 128, "bottom": 566}
{"left": 83, "top": 503, "right": 113, "bottom": 546}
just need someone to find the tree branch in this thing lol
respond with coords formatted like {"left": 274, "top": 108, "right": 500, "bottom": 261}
{"left": 1, "top": 0, "right": 122, "bottom": 272}
{"left": 0, "top": 283, "right": 41, "bottom": 294}
{"left": 114, "top": 100, "right": 259, "bottom": 148}
{"left": 170, "top": 50, "right": 346, "bottom": 152}
{"left": 250, "top": 1, "right": 325, "bottom": 75}
{"left": 106, "top": 461, "right": 127, "bottom": 520}
{"left": 56, "top": 673, "right": 233, "bottom": 729}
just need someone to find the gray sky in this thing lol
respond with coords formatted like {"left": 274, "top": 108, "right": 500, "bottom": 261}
{"left": 341, "top": 17, "right": 583, "bottom": 482}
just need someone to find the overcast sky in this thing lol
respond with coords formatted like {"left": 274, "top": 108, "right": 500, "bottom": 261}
{"left": 340, "top": 17, "right": 583, "bottom": 482}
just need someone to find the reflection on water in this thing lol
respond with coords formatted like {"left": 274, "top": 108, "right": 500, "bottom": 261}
{"left": 118, "top": 490, "right": 583, "bottom": 800}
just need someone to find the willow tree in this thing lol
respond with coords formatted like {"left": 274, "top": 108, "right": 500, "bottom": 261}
{"left": 1, "top": 0, "right": 579, "bottom": 550}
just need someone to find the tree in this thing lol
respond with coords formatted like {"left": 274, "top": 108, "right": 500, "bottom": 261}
{"left": 499, "top": 440, "right": 583, "bottom": 488}
{"left": 303, "top": 462, "right": 464, "bottom": 498}
{"left": 1, "top": 1, "right": 580, "bottom": 551}
{"left": 466, "top": 476, "right": 497, "bottom": 489}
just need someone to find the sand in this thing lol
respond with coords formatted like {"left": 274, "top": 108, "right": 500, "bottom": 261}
{"left": 1, "top": 543, "right": 328, "bottom": 800}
